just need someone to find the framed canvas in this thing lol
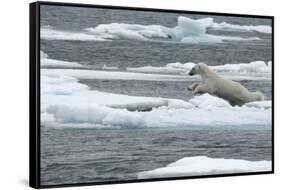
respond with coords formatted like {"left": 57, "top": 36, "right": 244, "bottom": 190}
{"left": 29, "top": 1, "right": 274, "bottom": 188}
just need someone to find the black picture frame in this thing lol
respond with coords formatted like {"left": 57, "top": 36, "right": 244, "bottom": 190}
{"left": 30, "top": 1, "right": 274, "bottom": 189}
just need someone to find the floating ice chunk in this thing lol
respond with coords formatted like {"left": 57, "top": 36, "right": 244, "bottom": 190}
{"left": 167, "top": 99, "right": 195, "bottom": 109}
{"left": 127, "top": 62, "right": 195, "bottom": 74}
{"left": 245, "top": 101, "right": 272, "bottom": 109}
{"left": 41, "top": 112, "right": 56, "bottom": 124}
{"left": 41, "top": 58, "right": 84, "bottom": 68}
{"left": 127, "top": 61, "right": 271, "bottom": 80}
{"left": 41, "top": 75, "right": 169, "bottom": 108}
{"left": 41, "top": 16, "right": 270, "bottom": 43}
{"left": 42, "top": 69, "right": 189, "bottom": 81}
{"left": 167, "top": 62, "right": 196, "bottom": 70}
{"left": 217, "top": 36, "right": 260, "bottom": 41}
{"left": 40, "top": 50, "right": 48, "bottom": 58}
{"left": 239, "top": 61, "right": 271, "bottom": 73}
{"left": 43, "top": 99, "right": 271, "bottom": 128}
{"left": 110, "top": 99, "right": 169, "bottom": 112}
{"left": 137, "top": 156, "right": 271, "bottom": 179}
{"left": 41, "top": 27, "right": 108, "bottom": 41}
{"left": 41, "top": 75, "right": 78, "bottom": 84}
{"left": 181, "top": 34, "right": 223, "bottom": 43}
{"left": 212, "top": 22, "right": 272, "bottom": 34}
{"left": 212, "top": 61, "right": 271, "bottom": 73}
{"left": 102, "top": 65, "right": 119, "bottom": 70}
{"left": 168, "top": 17, "right": 242, "bottom": 43}
{"left": 41, "top": 75, "right": 89, "bottom": 95}
{"left": 168, "top": 17, "right": 213, "bottom": 40}
{"left": 40, "top": 51, "right": 84, "bottom": 68}
{"left": 189, "top": 93, "right": 231, "bottom": 109}
{"left": 85, "top": 23, "right": 168, "bottom": 40}
{"left": 41, "top": 76, "right": 271, "bottom": 128}
{"left": 126, "top": 65, "right": 185, "bottom": 74}
{"left": 41, "top": 70, "right": 271, "bottom": 128}
{"left": 85, "top": 16, "right": 260, "bottom": 43}
{"left": 102, "top": 108, "right": 145, "bottom": 127}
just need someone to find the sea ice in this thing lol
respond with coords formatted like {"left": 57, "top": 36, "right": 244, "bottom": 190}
{"left": 41, "top": 16, "right": 270, "bottom": 43}
{"left": 40, "top": 51, "right": 84, "bottom": 68}
{"left": 127, "top": 61, "right": 271, "bottom": 80}
{"left": 41, "top": 75, "right": 271, "bottom": 128}
{"left": 137, "top": 156, "right": 271, "bottom": 179}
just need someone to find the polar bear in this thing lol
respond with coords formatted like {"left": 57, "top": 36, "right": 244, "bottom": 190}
{"left": 187, "top": 63, "right": 264, "bottom": 106}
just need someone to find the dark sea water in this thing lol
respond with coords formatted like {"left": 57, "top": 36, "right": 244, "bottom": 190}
{"left": 41, "top": 128, "right": 271, "bottom": 184}
{"left": 40, "top": 5, "right": 272, "bottom": 186}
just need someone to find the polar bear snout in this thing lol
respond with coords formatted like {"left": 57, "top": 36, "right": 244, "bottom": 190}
{"left": 189, "top": 68, "right": 195, "bottom": 76}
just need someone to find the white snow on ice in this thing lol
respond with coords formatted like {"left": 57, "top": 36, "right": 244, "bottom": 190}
{"left": 41, "top": 73, "right": 271, "bottom": 129}
{"left": 41, "top": 69, "right": 189, "bottom": 81}
{"left": 41, "top": 60, "right": 271, "bottom": 82}
{"left": 41, "top": 27, "right": 108, "bottom": 41}
{"left": 40, "top": 51, "right": 84, "bottom": 68}
{"left": 41, "top": 16, "right": 270, "bottom": 43}
{"left": 102, "top": 65, "right": 119, "bottom": 70}
{"left": 137, "top": 156, "right": 271, "bottom": 179}
{"left": 127, "top": 61, "right": 271, "bottom": 80}
{"left": 212, "top": 22, "right": 271, "bottom": 34}
{"left": 245, "top": 101, "right": 272, "bottom": 109}
{"left": 85, "top": 16, "right": 262, "bottom": 43}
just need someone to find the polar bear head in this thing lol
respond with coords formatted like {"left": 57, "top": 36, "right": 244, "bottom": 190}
{"left": 189, "top": 63, "right": 209, "bottom": 76}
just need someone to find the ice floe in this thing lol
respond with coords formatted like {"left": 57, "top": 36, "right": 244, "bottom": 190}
{"left": 212, "top": 22, "right": 271, "bottom": 34}
{"left": 41, "top": 51, "right": 84, "bottom": 68}
{"left": 41, "top": 27, "right": 108, "bottom": 41}
{"left": 41, "top": 69, "right": 189, "bottom": 81}
{"left": 41, "top": 74, "right": 271, "bottom": 129}
{"left": 102, "top": 65, "right": 119, "bottom": 70}
{"left": 41, "top": 16, "right": 270, "bottom": 43}
{"left": 127, "top": 61, "right": 271, "bottom": 80}
{"left": 137, "top": 156, "right": 271, "bottom": 179}
{"left": 85, "top": 16, "right": 264, "bottom": 43}
{"left": 42, "top": 61, "right": 271, "bottom": 82}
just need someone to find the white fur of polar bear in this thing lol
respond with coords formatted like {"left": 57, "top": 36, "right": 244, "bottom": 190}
{"left": 188, "top": 63, "right": 264, "bottom": 106}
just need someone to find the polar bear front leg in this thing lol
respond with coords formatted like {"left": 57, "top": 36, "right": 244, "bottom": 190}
{"left": 192, "top": 84, "right": 208, "bottom": 95}
{"left": 187, "top": 83, "right": 200, "bottom": 91}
